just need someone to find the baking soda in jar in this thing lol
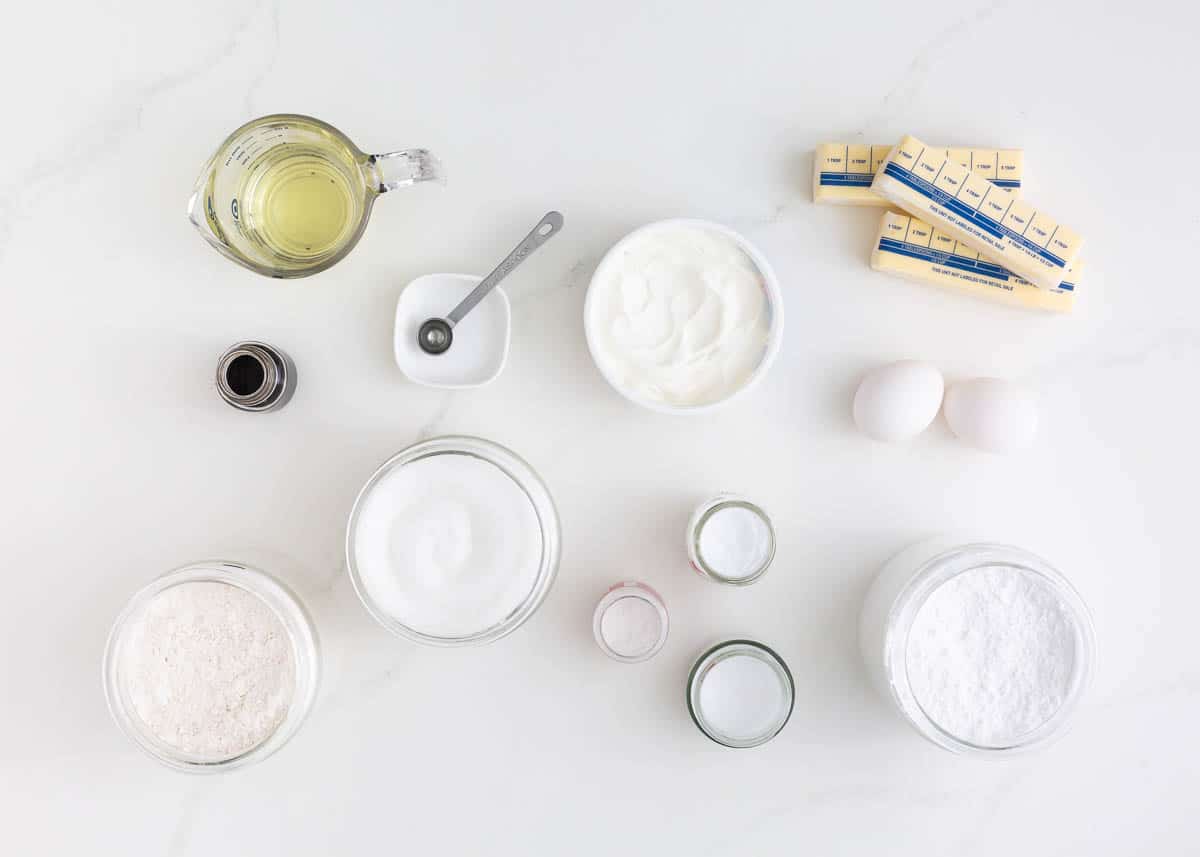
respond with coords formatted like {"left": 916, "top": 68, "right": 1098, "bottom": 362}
{"left": 687, "top": 496, "right": 776, "bottom": 585}
{"left": 592, "top": 582, "right": 669, "bottom": 663}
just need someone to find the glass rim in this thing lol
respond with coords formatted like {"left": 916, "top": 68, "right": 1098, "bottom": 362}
{"left": 220, "top": 112, "right": 365, "bottom": 157}
{"left": 345, "top": 435, "right": 561, "bottom": 647}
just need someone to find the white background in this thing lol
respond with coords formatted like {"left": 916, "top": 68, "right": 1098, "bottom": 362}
{"left": 2, "top": 1, "right": 1197, "bottom": 853}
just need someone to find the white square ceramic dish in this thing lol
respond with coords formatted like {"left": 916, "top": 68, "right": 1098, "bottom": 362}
{"left": 394, "top": 273, "right": 511, "bottom": 388}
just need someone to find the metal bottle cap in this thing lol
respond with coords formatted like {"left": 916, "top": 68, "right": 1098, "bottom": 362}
{"left": 216, "top": 341, "right": 296, "bottom": 412}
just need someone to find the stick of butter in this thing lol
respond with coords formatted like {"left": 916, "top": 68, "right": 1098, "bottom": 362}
{"left": 870, "top": 211, "right": 1078, "bottom": 312}
{"left": 871, "top": 135, "right": 1083, "bottom": 290}
{"left": 814, "top": 142, "right": 1022, "bottom": 205}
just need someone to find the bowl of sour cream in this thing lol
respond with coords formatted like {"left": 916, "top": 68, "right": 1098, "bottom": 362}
{"left": 584, "top": 219, "right": 784, "bottom": 414}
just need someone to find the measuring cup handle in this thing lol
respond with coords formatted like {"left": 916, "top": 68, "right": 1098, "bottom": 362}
{"left": 369, "top": 149, "right": 445, "bottom": 193}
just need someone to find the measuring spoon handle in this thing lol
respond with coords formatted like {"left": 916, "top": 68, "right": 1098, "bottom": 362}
{"left": 447, "top": 211, "right": 564, "bottom": 326}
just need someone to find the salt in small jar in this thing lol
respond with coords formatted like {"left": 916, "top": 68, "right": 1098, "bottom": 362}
{"left": 592, "top": 582, "right": 669, "bottom": 663}
{"left": 687, "top": 495, "right": 776, "bottom": 586}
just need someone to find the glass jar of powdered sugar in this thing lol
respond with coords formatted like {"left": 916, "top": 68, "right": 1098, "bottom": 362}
{"left": 859, "top": 538, "right": 1095, "bottom": 758}
{"left": 103, "top": 561, "right": 320, "bottom": 773}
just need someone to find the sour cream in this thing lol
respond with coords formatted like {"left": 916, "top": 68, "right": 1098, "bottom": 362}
{"left": 586, "top": 222, "right": 776, "bottom": 409}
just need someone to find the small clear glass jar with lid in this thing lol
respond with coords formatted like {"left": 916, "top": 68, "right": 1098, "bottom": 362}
{"left": 859, "top": 538, "right": 1096, "bottom": 758}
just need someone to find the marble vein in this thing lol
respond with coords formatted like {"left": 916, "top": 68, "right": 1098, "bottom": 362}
{"left": 858, "top": 0, "right": 1009, "bottom": 136}
{"left": 0, "top": 0, "right": 273, "bottom": 261}
{"left": 414, "top": 391, "right": 456, "bottom": 440}
{"left": 242, "top": 0, "right": 283, "bottom": 116}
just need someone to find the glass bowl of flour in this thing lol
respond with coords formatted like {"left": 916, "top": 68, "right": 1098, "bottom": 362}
{"left": 859, "top": 538, "right": 1096, "bottom": 758}
{"left": 584, "top": 219, "right": 784, "bottom": 415}
{"left": 103, "top": 561, "right": 320, "bottom": 772}
{"left": 346, "top": 435, "right": 561, "bottom": 646}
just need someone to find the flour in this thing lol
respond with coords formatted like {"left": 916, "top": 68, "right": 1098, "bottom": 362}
{"left": 599, "top": 596, "right": 662, "bottom": 658}
{"left": 119, "top": 581, "right": 296, "bottom": 760}
{"left": 905, "top": 565, "right": 1078, "bottom": 747}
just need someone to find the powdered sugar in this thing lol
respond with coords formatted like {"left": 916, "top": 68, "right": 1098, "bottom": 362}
{"left": 905, "top": 565, "right": 1078, "bottom": 747}
{"left": 118, "top": 581, "right": 296, "bottom": 760}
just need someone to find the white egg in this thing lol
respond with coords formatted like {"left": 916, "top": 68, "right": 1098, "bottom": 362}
{"left": 853, "top": 360, "right": 945, "bottom": 442}
{"left": 943, "top": 377, "right": 1038, "bottom": 454}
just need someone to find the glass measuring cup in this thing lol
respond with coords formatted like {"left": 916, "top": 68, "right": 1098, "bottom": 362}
{"left": 187, "top": 114, "right": 443, "bottom": 278}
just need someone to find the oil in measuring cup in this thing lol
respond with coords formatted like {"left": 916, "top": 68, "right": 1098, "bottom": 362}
{"left": 188, "top": 114, "right": 443, "bottom": 278}
{"left": 236, "top": 145, "right": 362, "bottom": 260}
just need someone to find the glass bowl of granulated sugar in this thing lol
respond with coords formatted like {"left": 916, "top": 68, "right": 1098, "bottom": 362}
{"left": 103, "top": 561, "right": 320, "bottom": 773}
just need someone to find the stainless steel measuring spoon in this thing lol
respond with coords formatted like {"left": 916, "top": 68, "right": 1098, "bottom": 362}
{"left": 418, "top": 211, "right": 564, "bottom": 355}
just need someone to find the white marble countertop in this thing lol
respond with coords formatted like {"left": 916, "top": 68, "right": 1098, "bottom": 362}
{"left": 3, "top": 0, "right": 1197, "bottom": 853}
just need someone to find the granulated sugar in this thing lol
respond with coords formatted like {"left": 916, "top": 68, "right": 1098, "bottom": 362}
{"left": 119, "top": 581, "right": 295, "bottom": 759}
{"left": 905, "top": 565, "right": 1078, "bottom": 747}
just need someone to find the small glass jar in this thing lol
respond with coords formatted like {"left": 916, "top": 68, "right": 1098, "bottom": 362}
{"left": 859, "top": 537, "right": 1096, "bottom": 758}
{"left": 686, "top": 639, "right": 795, "bottom": 748}
{"left": 102, "top": 561, "right": 320, "bottom": 773}
{"left": 592, "top": 581, "right": 669, "bottom": 663}
{"left": 686, "top": 495, "right": 776, "bottom": 586}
